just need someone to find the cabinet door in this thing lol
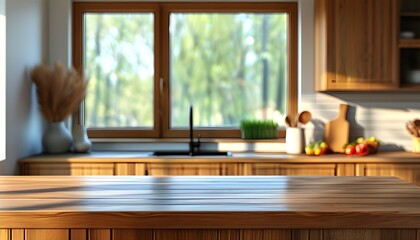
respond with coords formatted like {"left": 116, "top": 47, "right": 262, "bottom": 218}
{"left": 146, "top": 163, "right": 221, "bottom": 176}
{"left": 26, "top": 229, "right": 69, "bottom": 240}
{"left": 356, "top": 163, "right": 420, "bottom": 185}
{"left": 114, "top": 163, "right": 146, "bottom": 175}
{"left": 315, "top": 0, "right": 397, "bottom": 91}
{"left": 0, "top": 230, "right": 10, "bottom": 240}
{"left": 220, "top": 163, "right": 242, "bottom": 175}
{"left": 243, "top": 163, "right": 336, "bottom": 176}
{"left": 113, "top": 230, "right": 153, "bottom": 240}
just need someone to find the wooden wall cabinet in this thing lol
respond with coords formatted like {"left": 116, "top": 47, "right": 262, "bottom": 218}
{"left": 315, "top": 0, "right": 398, "bottom": 91}
{"left": 399, "top": 0, "right": 420, "bottom": 89}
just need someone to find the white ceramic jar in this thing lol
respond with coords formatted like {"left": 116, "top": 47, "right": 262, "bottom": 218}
{"left": 286, "top": 127, "right": 305, "bottom": 154}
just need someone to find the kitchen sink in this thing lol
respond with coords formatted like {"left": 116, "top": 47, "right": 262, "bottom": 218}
{"left": 151, "top": 150, "right": 232, "bottom": 156}
{"left": 151, "top": 105, "right": 232, "bottom": 157}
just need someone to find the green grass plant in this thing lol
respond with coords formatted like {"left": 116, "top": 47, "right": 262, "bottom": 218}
{"left": 240, "top": 120, "right": 278, "bottom": 139}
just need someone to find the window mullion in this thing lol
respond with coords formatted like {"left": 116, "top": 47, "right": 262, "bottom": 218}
{"left": 161, "top": 4, "right": 172, "bottom": 138}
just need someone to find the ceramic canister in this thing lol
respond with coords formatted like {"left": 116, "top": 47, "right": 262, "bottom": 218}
{"left": 286, "top": 127, "right": 305, "bottom": 154}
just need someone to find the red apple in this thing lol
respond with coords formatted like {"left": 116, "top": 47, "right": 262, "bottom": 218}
{"left": 355, "top": 143, "right": 370, "bottom": 156}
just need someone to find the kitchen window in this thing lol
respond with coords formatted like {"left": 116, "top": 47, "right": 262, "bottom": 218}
{"left": 73, "top": 2, "right": 298, "bottom": 139}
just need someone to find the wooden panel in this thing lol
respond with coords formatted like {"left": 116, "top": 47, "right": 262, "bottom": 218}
{"left": 292, "top": 230, "right": 309, "bottom": 240}
{"left": 70, "top": 229, "right": 87, "bottom": 240}
{"left": 220, "top": 163, "right": 241, "bottom": 175}
{"left": 89, "top": 229, "right": 110, "bottom": 240}
{"left": 1, "top": 229, "right": 417, "bottom": 240}
{"left": 155, "top": 230, "right": 218, "bottom": 240}
{"left": 315, "top": 0, "right": 397, "bottom": 91}
{"left": 22, "top": 163, "right": 114, "bottom": 176}
{"left": 309, "top": 230, "right": 322, "bottom": 240}
{"left": 323, "top": 229, "right": 380, "bottom": 240}
{"left": 322, "top": 229, "right": 417, "bottom": 240}
{"left": 113, "top": 229, "right": 153, "bottom": 240}
{"left": 380, "top": 229, "right": 417, "bottom": 240}
{"left": 25, "top": 229, "right": 68, "bottom": 240}
{"left": 241, "top": 230, "right": 291, "bottom": 240}
{"left": 114, "top": 163, "right": 146, "bottom": 175}
{"left": 242, "top": 163, "right": 253, "bottom": 176}
{"left": 70, "top": 163, "right": 114, "bottom": 175}
{"left": 219, "top": 230, "right": 240, "bottom": 240}
{"left": 11, "top": 230, "right": 23, "bottom": 240}
{"left": 147, "top": 163, "right": 220, "bottom": 175}
{"left": 0, "top": 230, "right": 9, "bottom": 240}
{"left": 70, "top": 229, "right": 88, "bottom": 240}
{"left": 243, "top": 163, "right": 336, "bottom": 176}
{"left": 336, "top": 164, "right": 355, "bottom": 176}
{"left": 356, "top": 163, "right": 420, "bottom": 185}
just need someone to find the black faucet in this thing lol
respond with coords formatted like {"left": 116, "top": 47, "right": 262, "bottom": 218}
{"left": 189, "top": 105, "right": 201, "bottom": 156}
{"left": 151, "top": 106, "right": 229, "bottom": 156}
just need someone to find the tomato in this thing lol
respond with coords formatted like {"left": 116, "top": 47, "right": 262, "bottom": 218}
{"left": 355, "top": 143, "right": 370, "bottom": 156}
{"left": 345, "top": 145, "right": 356, "bottom": 155}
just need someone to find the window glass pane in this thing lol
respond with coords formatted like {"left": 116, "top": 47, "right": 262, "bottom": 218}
{"left": 170, "top": 13, "right": 288, "bottom": 128}
{"left": 84, "top": 13, "right": 154, "bottom": 128}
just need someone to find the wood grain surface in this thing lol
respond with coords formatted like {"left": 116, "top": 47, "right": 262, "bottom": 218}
{"left": 1, "top": 176, "right": 420, "bottom": 229}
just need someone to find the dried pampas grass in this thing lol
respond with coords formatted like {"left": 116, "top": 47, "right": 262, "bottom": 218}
{"left": 31, "top": 62, "right": 87, "bottom": 122}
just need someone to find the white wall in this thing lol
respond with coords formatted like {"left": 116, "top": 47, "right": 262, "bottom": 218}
{"left": 49, "top": 0, "right": 71, "bottom": 66}
{"left": 0, "top": 0, "right": 48, "bottom": 175}
{"left": 0, "top": 0, "right": 5, "bottom": 161}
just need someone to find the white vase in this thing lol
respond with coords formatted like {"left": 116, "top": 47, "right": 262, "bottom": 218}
{"left": 72, "top": 123, "right": 92, "bottom": 153}
{"left": 43, "top": 121, "right": 72, "bottom": 154}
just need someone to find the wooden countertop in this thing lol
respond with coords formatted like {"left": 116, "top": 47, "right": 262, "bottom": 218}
{"left": 1, "top": 176, "right": 420, "bottom": 229}
{"left": 19, "top": 151, "right": 420, "bottom": 163}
